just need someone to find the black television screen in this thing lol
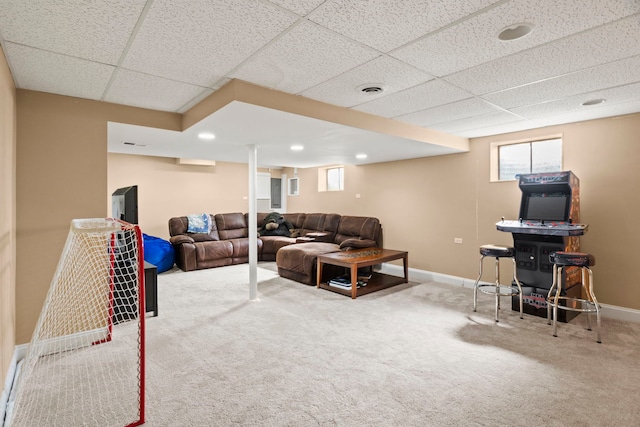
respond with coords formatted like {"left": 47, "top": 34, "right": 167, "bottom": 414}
{"left": 112, "top": 185, "right": 138, "bottom": 224}
{"left": 525, "top": 194, "right": 568, "bottom": 221}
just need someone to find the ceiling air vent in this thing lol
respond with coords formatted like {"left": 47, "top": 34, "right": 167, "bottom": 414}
{"left": 122, "top": 141, "right": 147, "bottom": 147}
{"left": 357, "top": 83, "right": 387, "bottom": 95}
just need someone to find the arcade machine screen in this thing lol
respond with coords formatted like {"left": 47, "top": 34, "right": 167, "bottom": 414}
{"left": 523, "top": 193, "right": 569, "bottom": 222}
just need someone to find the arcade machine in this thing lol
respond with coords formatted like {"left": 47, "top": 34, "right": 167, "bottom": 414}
{"left": 496, "top": 171, "right": 588, "bottom": 321}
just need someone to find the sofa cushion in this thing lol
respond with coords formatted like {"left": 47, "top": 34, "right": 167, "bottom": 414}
{"left": 195, "top": 240, "right": 233, "bottom": 262}
{"left": 215, "top": 213, "right": 248, "bottom": 240}
{"left": 334, "top": 216, "right": 380, "bottom": 245}
{"left": 276, "top": 242, "right": 339, "bottom": 275}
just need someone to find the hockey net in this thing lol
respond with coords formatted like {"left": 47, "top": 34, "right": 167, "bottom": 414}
{"left": 6, "top": 218, "right": 145, "bottom": 427}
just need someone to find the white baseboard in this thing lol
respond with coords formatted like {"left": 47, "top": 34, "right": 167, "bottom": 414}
{"left": 380, "top": 263, "right": 640, "bottom": 324}
{"left": 1, "top": 344, "right": 27, "bottom": 427}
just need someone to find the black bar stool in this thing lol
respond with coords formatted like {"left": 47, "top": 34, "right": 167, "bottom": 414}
{"left": 547, "top": 251, "right": 601, "bottom": 343}
{"left": 473, "top": 244, "right": 523, "bottom": 322}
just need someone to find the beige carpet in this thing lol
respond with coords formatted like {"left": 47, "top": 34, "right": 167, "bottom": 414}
{"left": 142, "top": 263, "right": 640, "bottom": 426}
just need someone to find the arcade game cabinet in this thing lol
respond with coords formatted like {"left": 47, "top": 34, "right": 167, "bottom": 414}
{"left": 497, "top": 171, "right": 588, "bottom": 321}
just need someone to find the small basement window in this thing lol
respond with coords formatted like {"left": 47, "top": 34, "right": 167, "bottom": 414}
{"left": 318, "top": 166, "right": 344, "bottom": 192}
{"left": 491, "top": 137, "right": 563, "bottom": 182}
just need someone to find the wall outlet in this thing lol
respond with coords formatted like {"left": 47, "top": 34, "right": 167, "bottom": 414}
{"left": 454, "top": 238, "right": 463, "bottom": 244}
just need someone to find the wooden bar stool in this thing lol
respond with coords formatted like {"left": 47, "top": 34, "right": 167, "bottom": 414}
{"left": 547, "top": 251, "right": 601, "bottom": 343}
{"left": 473, "top": 244, "right": 523, "bottom": 322}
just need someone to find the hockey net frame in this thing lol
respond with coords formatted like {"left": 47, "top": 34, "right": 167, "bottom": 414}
{"left": 5, "top": 218, "right": 145, "bottom": 427}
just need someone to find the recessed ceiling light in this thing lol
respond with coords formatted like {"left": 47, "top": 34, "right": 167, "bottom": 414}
{"left": 198, "top": 132, "right": 215, "bottom": 140}
{"left": 356, "top": 154, "right": 367, "bottom": 159}
{"left": 290, "top": 145, "right": 304, "bottom": 151}
{"left": 498, "top": 23, "right": 534, "bottom": 41}
{"left": 356, "top": 83, "right": 387, "bottom": 95}
{"left": 582, "top": 98, "right": 606, "bottom": 106}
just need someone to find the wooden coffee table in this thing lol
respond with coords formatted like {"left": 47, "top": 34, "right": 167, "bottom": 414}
{"left": 316, "top": 248, "right": 408, "bottom": 299}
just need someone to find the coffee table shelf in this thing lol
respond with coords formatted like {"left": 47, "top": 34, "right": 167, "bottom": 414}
{"left": 317, "top": 248, "right": 408, "bottom": 299}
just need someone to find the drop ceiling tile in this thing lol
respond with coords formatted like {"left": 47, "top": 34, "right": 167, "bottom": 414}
{"left": 268, "top": 0, "right": 326, "bottom": 16}
{"left": 443, "top": 14, "right": 640, "bottom": 95}
{"left": 104, "top": 69, "right": 208, "bottom": 112}
{"left": 309, "top": 0, "right": 500, "bottom": 52}
{"left": 231, "top": 20, "right": 379, "bottom": 94}
{"left": 177, "top": 88, "right": 216, "bottom": 114}
{"left": 510, "top": 82, "right": 640, "bottom": 119}
{"left": 525, "top": 100, "right": 640, "bottom": 130}
{"left": 121, "top": 0, "right": 298, "bottom": 86}
{"left": 396, "top": 97, "right": 503, "bottom": 127}
{"left": 4, "top": 42, "right": 114, "bottom": 99}
{"left": 353, "top": 79, "right": 472, "bottom": 118}
{"left": 456, "top": 119, "right": 533, "bottom": 138}
{"left": 0, "top": 0, "right": 146, "bottom": 64}
{"left": 483, "top": 55, "right": 640, "bottom": 109}
{"left": 429, "top": 110, "right": 524, "bottom": 134}
{"left": 301, "top": 56, "right": 433, "bottom": 107}
{"left": 392, "top": 0, "right": 640, "bottom": 77}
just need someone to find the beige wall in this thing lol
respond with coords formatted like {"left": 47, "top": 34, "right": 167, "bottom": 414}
{"left": 286, "top": 113, "right": 640, "bottom": 310}
{"left": 15, "top": 91, "right": 181, "bottom": 344}
{"left": 8, "top": 83, "right": 640, "bottom": 355}
{"left": 0, "top": 47, "right": 16, "bottom": 386}
{"left": 108, "top": 154, "right": 251, "bottom": 239}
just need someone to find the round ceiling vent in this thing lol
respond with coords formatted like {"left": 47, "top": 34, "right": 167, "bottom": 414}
{"left": 582, "top": 98, "right": 606, "bottom": 106}
{"left": 498, "top": 23, "right": 534, "bottom": 41}
{"left": 357, "top": 83, "right": 387, "bottom": 95}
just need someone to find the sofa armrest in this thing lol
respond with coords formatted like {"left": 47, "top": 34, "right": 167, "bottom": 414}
{"left": 339, "top": 238, "right": 377, "bottom": 250}
{"left": 170, "top": 235, "right": 195, "bottom": 245}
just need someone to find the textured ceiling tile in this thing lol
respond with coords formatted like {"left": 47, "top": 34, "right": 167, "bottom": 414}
{"left": 396, "top": 97, "right": 503, "bottom": 127}
{"left": 4, "top": 42, "right": 113, "bottom": 99}
{"left": 392, "top": 0, "right": 640, "bottom": 77}
{"left": 510, "top": 82, "right": 640, "bottom": 119}
{"left": 429, "top": 110, "right": 524, "bottom": 134}
{"left": 456, "top": 120, "right": 533, "bottom": 138}
{"left": 309, "top": 0, "right": 500, "bottom": 52}
{"left": 268, "top": 0, "right": 326, "bottom": 16}
{"left": 353, "top": 79, "right": 472, "bottom": 118}
{"left": 104, "top": 69, "right": 208, "bottom": 112}
{"left": 483, "top": 55, "right": 640, "bottom": 109}
{"left": 122, "top": 0, "right": 298, "bottom": 86}
{"left": 444, "top": 14, "right": 640, "bottom": 95}
{"left": 0, "top": 0, "right": 146, "bottom": 64}
{"left": 301, "top": 56, "right": 433, "bottom": 107}
{"left": 524, "top": 100, "right": 640, "bottom": 130}
{"left": 231, "top": 20, "right": 379, "bottom": 94}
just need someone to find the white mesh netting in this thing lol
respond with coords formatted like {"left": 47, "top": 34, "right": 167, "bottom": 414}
{"left": 6, "top": 218, "right": 145, "bottom": 427}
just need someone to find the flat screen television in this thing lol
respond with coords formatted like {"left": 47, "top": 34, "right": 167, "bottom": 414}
{"left": 523, "top": 193, "right": 569, "bottom": 222}
{"left": 112, "top": 185, "right": 138, "bottom": 224}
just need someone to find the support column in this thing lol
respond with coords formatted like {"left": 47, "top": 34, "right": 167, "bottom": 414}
{"left": 248, "top": 144, "right": 259, "bottom": 301}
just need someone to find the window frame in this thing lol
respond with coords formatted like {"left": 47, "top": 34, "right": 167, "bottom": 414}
{"left": 317, "top": 165, "right": 345, "bottom": 192}
{"left": 490, "top": 134, "right": 563, "bottom": 182}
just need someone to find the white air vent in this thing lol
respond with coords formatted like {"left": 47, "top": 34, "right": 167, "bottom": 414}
{"left": 288, "top": 177, "right": 299, "bottom": 196}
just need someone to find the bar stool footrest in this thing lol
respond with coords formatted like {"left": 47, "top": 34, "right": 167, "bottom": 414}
{"left": 478, "top": 284, "right": 521, "bottom": 297}
{"left": 547, "top": 296, "right": 600, "bottom": 313}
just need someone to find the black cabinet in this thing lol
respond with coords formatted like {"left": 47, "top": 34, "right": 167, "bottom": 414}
{"left": 144, "top": 261, "right": 158, "bottom": 317}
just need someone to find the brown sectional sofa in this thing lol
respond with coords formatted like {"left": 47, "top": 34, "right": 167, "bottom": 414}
{"left": 168, "top": 212, "right": 382, "bottom": 285}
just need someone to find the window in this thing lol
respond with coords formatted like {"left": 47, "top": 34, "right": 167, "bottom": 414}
{"left": 326, "top": 167, "right": 344, "bottom": 191}
{"left": 318, "top": 166, "right": 344, "bottom": 192}
{"left": 497, "top": 138, "right": 562, "bottom": 181}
